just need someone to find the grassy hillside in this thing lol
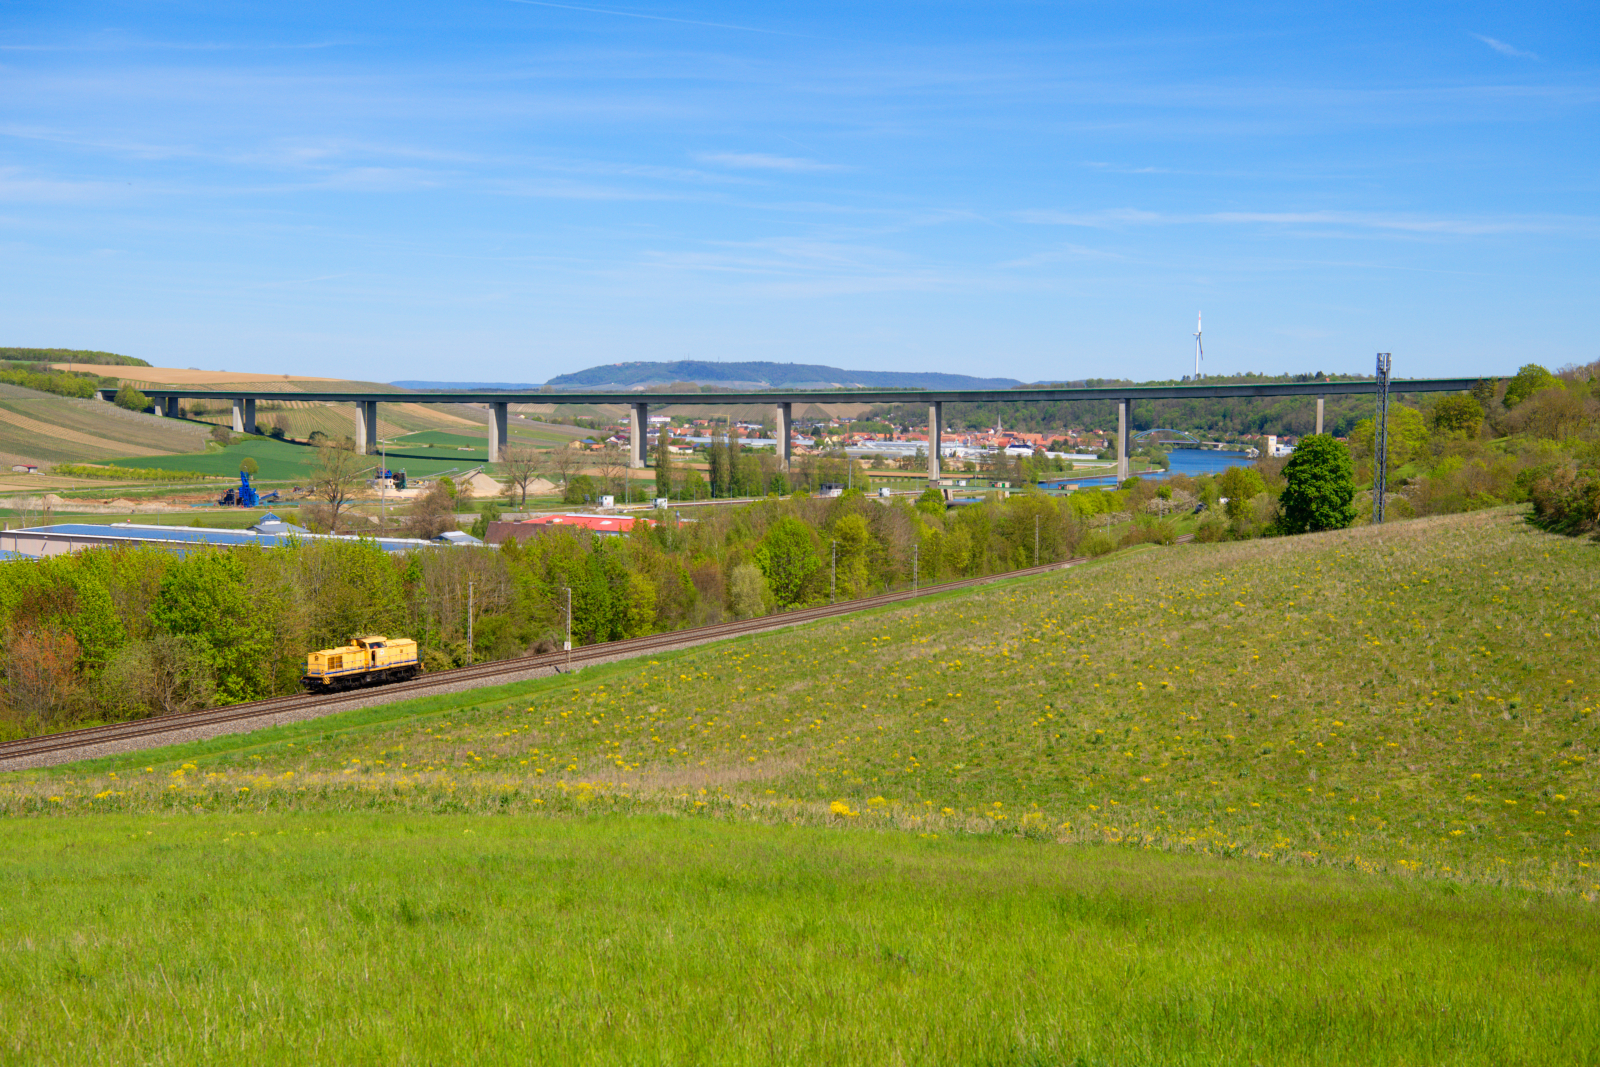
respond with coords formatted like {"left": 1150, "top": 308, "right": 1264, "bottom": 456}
{"left": 0, "top": 386, "right": 207, "bottom": 464}
{"left": 8, "top": 507, "right": 1596, "bottom": 895}
{"left": 2, "top": 507, "right": 1597, "bottom": 1063}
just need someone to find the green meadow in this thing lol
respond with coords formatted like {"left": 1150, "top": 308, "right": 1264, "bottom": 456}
{"left": 3, "top": 506, "right": 1597, "bottom": 1062}
{"left": 2, "top": 814, "right": 1595, "bottom": 1066}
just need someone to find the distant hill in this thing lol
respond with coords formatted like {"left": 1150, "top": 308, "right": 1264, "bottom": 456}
{"left": 542, "top": 361, "right": 1023, "bottom": 392}
{"left": 1, "top": 347, "right": 150, "bottom": 367}
{"left": 392, "top": 381, "right": 543, "bottom": 392}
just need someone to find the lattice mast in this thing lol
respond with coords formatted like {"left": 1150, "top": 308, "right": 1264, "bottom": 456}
{"left": 1373, "top": 352, "right": 1392, "bottom": 523}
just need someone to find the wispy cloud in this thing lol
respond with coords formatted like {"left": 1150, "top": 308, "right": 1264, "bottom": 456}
{"left": 694, "top": 152, "right": 846, "bottom": 173}
{"left": 1013, "top": 208, "right": 1163, "bottom": 227}
{"left": 1472, "top": 33, "right": 1539, "bottom": 60}
{"left": 500, "top": 0, "right": 805, "bottom": 37}
{"left": 1015, "top": 207, "right": 1589, "bottom": 237}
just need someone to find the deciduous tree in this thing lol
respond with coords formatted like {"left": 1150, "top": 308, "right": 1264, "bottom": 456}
{"left": 1276, "top": 435, "right": 1356, "bottom": 534}
{"left": 499, "top": 447, "right": 543, "bottom": 506}
{"left": 306, "top": 444, "right": 363, "bottom": 533}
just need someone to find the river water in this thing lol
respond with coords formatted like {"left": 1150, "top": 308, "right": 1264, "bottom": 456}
{"left": 1038, "top": 448, "right": 1256, "bottom": 489}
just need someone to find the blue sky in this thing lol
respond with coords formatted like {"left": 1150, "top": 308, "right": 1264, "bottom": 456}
{"left": 1, "top": 1, "right": 1594, "bottom": 383}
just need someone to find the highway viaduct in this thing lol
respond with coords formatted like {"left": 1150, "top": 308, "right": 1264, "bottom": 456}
{"left": 105, "top": 378, "right": 1485, "bottom": 484}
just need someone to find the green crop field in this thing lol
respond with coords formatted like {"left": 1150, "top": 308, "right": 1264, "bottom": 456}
{"left": 4, "top": 507, "right": 1597, "bottom": 1062}
{"left": 109, "top": 435, "right": 496, "bottom": 482}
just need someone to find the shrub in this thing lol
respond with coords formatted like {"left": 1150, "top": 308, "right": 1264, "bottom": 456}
{"left": 1527, "top": 466, "right": 1600, "bottom": 536}
{"left": 563, "top": 475, "right": 596, "bottom": 505}
{"left": 0, "top": 365, "right": 99, "bottom": 399}
{"left": 53, "top": 464, "right": 216, "bottom": 482}
{"left": 1079, "top": 530, "right": 1117, "bottom": 557}
{"left": 114, "top": 385, "right": 149, "bottom": 412}
{"left": 1122, "top": 517, "right": 1177, "bottom": 546}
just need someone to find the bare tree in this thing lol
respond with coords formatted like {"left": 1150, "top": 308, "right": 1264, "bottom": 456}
{"left": 499, "top": 446, "right": 544, "bottom": 506}
{"left": 547, "top": 444, "right": 582, "bottom": 490}
{"left": 306, "top": 444, "right": 365, "bottom": 533}
{"left": 598, "top": 443, "right": 627, "bottom": 499}
{"left": 405, "top": 481, "right": 460, "bottom": 539}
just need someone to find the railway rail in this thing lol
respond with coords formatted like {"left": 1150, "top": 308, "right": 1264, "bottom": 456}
{"left": 0, "top": 536, "right": 1190, "bottom": 771}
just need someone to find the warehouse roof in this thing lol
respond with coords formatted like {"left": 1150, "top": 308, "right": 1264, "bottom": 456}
{"left": 0, "top": 520, "right": 485, "bottom": 559}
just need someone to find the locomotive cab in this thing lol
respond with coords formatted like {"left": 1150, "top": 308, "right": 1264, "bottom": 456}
{"left": 302, "top": 634, "right": 421, "bottom": 691}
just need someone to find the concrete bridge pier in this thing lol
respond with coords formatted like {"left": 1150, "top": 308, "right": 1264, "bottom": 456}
{"left": 355, "top": 401, "right": 379, "bottom": 454}
{"left": 1316, "top": 395, "right": 1325, "bottom": 435}
{"left": 1116, "top": 398, "right": 1130, "bottom": 483}
{"left": 629, "top": 402, "right": 648, "bottom": 469}
{"left": 164, "top": 396, "right": 180, "bottom": 418}
{"left": 775, "top": 401, "right": 792, "bottom": 471}
{"left": 233, "top": 398, "right": 257, "bottom": 435}
{"left": 927, "top": 401, "right": 942, "bottom": 482}
{"left": 489, "top": 402, "right": 508, "bottom": 464}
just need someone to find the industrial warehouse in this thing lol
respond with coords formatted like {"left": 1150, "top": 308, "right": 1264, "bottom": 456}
{"left": 0, "top": 514, "right": 484, "bottom": 559}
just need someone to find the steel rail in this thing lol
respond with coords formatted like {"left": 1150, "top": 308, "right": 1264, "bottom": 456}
{"left": 0, "top": 537, "right": 1189, "bottom": 769}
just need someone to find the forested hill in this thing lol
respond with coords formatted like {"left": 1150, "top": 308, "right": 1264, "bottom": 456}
{"left": 880, "top": 373, "right": 1447, "bottom": 438}
{"left": 0, "top": 347, "right": 150, "bottom": 367}
{"left": 544, "top": 360, "right": 1022, "bottom": 391}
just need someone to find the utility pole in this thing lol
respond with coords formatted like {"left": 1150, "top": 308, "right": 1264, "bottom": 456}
{"left": 1034, "top": 514, "right": 1040, "bottom": 566}
{"left": 913, "top": 542, "right": 919, "bottom": 591}
{"left": 831, "top": 540, "right": 837, "bottom": 604}
{"left": 379, "top": 439, "right": 386, "bottom": 531}
{"left": 564, "top": 586, "right": 573, "bottom": 672}
{"left": 466, "top": 580, "right": 473, "bottom": 665}
{"left": 1374, "top": 352, "right": 1392, "bottom": 524}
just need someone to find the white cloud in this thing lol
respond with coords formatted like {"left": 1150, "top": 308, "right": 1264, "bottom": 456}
{"left": 1473, "top": 34, "right": 1539, "bottom": 60}
{"left": 1014, "top": 207, "right": 1589, "bottom": 237}
{"left": 694, "top": 152, "right": 846, "bottom": 173}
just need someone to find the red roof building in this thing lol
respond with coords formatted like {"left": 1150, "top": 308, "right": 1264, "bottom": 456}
{"left": 483, "top": 513, "right": 656, "bottom": 545}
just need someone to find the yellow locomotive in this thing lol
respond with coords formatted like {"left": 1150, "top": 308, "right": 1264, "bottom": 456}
{"left": 302, "top": 635, "right": 421, "bottom": 692}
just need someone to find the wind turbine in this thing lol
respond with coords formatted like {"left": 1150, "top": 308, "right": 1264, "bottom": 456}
{"left": 1193, "top": 312, "right": 1204, "bottom": 379}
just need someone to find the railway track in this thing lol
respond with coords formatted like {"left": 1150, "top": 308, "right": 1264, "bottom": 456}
{"left": 0, "top": 535, "right": 1191, "bottom": 771}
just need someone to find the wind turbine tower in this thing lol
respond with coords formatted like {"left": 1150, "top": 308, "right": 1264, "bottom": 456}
{"left": 1194, "top": 312, "right": 1204, "bottom": 379}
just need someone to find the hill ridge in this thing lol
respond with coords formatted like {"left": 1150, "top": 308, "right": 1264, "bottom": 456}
{"left": 544, "top": 360, "right": 1022, "bottom": 391}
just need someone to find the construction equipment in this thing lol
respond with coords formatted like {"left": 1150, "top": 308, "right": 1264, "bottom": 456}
{"left": 218, "top": 470, "right": 259, "bottom": 507}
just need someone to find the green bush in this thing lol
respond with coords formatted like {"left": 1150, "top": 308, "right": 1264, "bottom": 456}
{"left": 1079, "top": 530, "right": 1117, "bottom": 557}
{"left": 114, "top": 385, "right": 149, "bottom": 412}
{"left": 53, "top": 464, "right": 217, "bottom": 482}
{"left": 0, "top": 365, "right": 99, "bottom": 399}
{"left": 1527, "top": 466, "right": 1600, "bottom": 536}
